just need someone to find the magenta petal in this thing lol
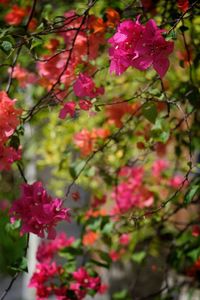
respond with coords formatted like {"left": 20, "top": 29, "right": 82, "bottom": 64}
{"left": 47, "top": 227, "right": 57, "bottom": 239}
{"left": 131, "top": 55, "right": 152, "bottom": 71}
{"left": 153, "top": 58, "right": 170, "bottom": 78}
{"left": 59, "top": 102, "right": 76, "bottom": 119}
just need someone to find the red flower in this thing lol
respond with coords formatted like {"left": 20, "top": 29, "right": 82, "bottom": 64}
{"left": 4, "top": 5, "right": 26, "bottom": 26}
{"left": 177, "top": 0, "right": 189, "bottom": 12}
{"left": 0, "top": 145, "right": 21, "bottom": 171}
{"left": 192, "top": 225, "right": 200, "bottom": 237}
{"left": 0, "top": 91, "right": 22, "bottom": 144}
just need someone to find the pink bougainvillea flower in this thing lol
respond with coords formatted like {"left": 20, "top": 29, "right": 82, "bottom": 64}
{"left": 59, "top": 101, "right": 76, "bottom": 119}
{"left": 10, "top": 181, "right": 70, "bottom": 239}
{"left": 108, "top": 18, "right": 143, "bottom": 75}
{"left": 119, "top": 233, "right": 130, "bottom": 246}
{"left": 169, "top": 174, "right": 185, "bottom": 188}
{"left": 152, "top": 159, "right": 169, "bottom": 178}
{"left": 78, "top": 99, "right": 93, "bottom": 111}
{"left": 12, "top": 64, "right": 37, "bottom": 88}
{"left": 109, "top": 250, "right": 121, "bottom": 261}
{"left": 132, "top": 19, "right": 174, "bottom": 77}
{"left": 29, "top": 262, "right": 64, "bottom": 299}
{"left": 0, "top": 145, "right": 21, "bottom": 171}
{"left": 108, "top": 17, "right": 174, "bottom": 77}
{"left": 0, "top": 91, "right": 22, "bottom": 144}
{"left": 72, "top": 267, "right": 101, "bottom": 291}
{"left": 37, "top": 232, "right": 75, "bottom": 262}
{"left": 112, "top": 166, "right": 154, "bottom": 213}
{"left": 73, "top": 73, "right": 104, "bottom": 99}
{"left": 4, "top": 5, "right": 26, "bottom": 26}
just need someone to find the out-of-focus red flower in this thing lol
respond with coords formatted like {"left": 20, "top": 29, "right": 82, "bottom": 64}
{"left": 4, "top": 5, "right": 26, "bottom": 26}
{"left": 106, "top": 101, "right": 140, "bottom": 128}
{"left": 12, "top": 64, "right": 37, "bottom": 88}
{"left": 0, "top": 145, "right": 21, "bottom": 171}
{"left": 85, "top": 208, "right": 107, "bottom": 220}
{"left": 0, "top": 91, "right": 22, "bottom": 144}
{"left": 106, "top": 8, "right": 120, "bottom": 28}
{"left": 119, "top": 233, "right": 130, "bottom": 246}
{"left": 28, "top": 18, "right": 37, "bottom": 31}
{"left": 45, "top": 39, "right": 60, "bottom": 52}
{"left": 109, "top": 250, "right": 120, "bottom": 261}
{"left": 177, "top": 48, "right": 193, "bottom": 68}
{"left": 177, "top": 0, "right": 189, "bottom": 12}
{"left": 82, "top": 230, "right": 99, "bottom": 246}
{"left": 71, "top": 191, "right": 80, "bottom": 201}
{"left": 192, "top": 225, "right": 200, "bottom": 237}
{"left": 0, "top": 0, "right": 9, "bottom": 5}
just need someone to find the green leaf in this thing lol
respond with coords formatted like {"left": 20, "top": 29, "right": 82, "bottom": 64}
{"left": 90, "top": 259, "right": 109, "bottom": 269}
{"left": 9, "top": 135, "right": 20, "bottom": 150}
{"left": 1, "top": 40, "right": 13, "bottom": 54}
{"left": 113, "top": 289, "right": 130, "bottom": 300}
{"left": 10, "top": 257, "right": 28, "bottom": 273}
{"left": 142, "top": 102, "right": 158, "bottom": 124}
{"left": 165, "top": 30, "right": 176, "bottom": 41}
{"left": 69, "top": 161, "right": 85, "bottom": 179}
{"left": 98, "top": 250, "right": 112, "bottom": 264}
{"left": 151, "top": 119, "right": 170, "bottom": 143}
{"left": 179, "top": 25, "right": 188, "bottom": 32}
{"left": 102, "top": 222, "right": 114, "bottom": 234}
{"left": 186, "top": 86, "right": 200, "bottom": 108}
{"left": 132, "top": 251, "right": 146, "bottom": 263}
{"left": 187, "top": 248, "right": 200, "bottom": 262}
{"left": 6, "top": 220, "right": 21, "bottom": 233}
{"left": 184, "top": 185, "right": 200, "bottom": 204}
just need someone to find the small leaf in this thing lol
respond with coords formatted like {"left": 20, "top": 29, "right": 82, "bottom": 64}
{"left": 184, "top": 185, "right": 200, "bottom": 204}
{"left": 142, "top": 102, "right": 157, "bottom": 124}
{"left": 113, "top": 290, "right": 129, "bottom": 300}
{"left": 90, "top": 259, "right": 109, "bottom": 269}
{"left": 10, "top": 257, "right": 28, "bottom": 273}
{"left": 1, "top": 40, "right": 13, "bottom": 53}
{"left": 179, "top": 25, "right": 188, "bottom": 32}
{"left": 132, "top": 251, "right": 146, "bottom": 263}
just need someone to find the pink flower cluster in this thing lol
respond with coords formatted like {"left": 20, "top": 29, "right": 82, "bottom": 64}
{"left": 0, "top": 91, "right": 21, "bottom": 144}
{"left": 58, "top": 73, "right": 103, "bottom": 119}
{"left": 73, "top": 73, "right": 104, "bottom": 99}
{"left": 0, "top": 91, "right": 22, "bottom": 171}
{"left": 29, "top": 262, "right": 65, "bottom": 300}
{"left": 37, "top": 232, "right": 75, "bottom": 262}
{"left": 70, "top": 267, "right": 101, "bottom": 299}
{"left": 10, "top": 181, "right": 70, "bottom": 239}
{"left": 37, "top": 12, "right": 105, "bottom": 90}
{"left": 112, "top": 166, "right": 154, "bottom": 213}
{"left": 0, "top": 145, "right": 21, "bottom": 171}
{"left": 30, "top": 232, "right": 104, "bottom": 300}
{"left": 108, "top": 17, "right": 174, "bottom": 77}
{"left": 12, "top": 64, "right": 37, "bottom": 88}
